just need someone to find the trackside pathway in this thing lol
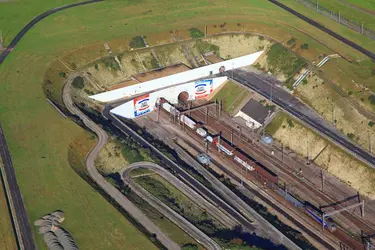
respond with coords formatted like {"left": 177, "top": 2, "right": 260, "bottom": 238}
{"left": 62, "top": 74, "right": 180, "bottom": 250}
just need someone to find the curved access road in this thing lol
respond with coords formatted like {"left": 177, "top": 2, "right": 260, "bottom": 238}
{"left": 122, "top": 162, "right": 221, "bottom": 250}
{"left": 62, "top": 74, "right": 180, "bottom": 250}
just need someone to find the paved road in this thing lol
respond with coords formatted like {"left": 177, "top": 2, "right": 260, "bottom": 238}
{"left": 122, "top": 162, "right": 221, "bottom": 250}
{"left": 0, "top": 124, "right": 35, "bottom": 250}
{"left": 62, "top": 75, "right": 180, "bottom": 250}
{"left": 230, "top": 68, "right": 375, "bottom": 168}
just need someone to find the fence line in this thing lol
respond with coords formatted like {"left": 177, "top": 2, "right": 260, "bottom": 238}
{"left": 296, "top": 0, "right": 375, "bottom": 40}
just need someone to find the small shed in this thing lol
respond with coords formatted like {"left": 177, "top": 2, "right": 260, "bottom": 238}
{"left": 235, "top": 99, "right": 270, "bottom": 129}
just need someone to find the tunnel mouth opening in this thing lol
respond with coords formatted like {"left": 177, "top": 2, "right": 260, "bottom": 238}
{"left": 178, "top": 91, "right": 189, "bottom": 106}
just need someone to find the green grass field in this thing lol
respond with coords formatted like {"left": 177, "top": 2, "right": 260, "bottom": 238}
{"left": 345, "top": 0, "right": 375, "bottom": 12}
{"left": 299, "top": 0, "right": 375, "bottom": 29}
{"left": 1, "top": 0, "right": 375, "bottom": 249}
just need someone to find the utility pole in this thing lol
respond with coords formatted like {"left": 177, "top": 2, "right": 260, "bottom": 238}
{"left": 205, "top": 106, "right": 208, "bottom": 124}
{"left": 232, "top": 62, "right": 234, "bottom": 79}
{"left": 270, "top": 84, "right": 273, "bottom": 102}
{"left": 218, "top": 132, "right": 221, "bottom": 153}
{"left": 230, "top": 129, "right": 233, "bottom": 145}
{"left": 281, "top": 143, "right": 284, "bottom": 163}
{"left": 157, "top": 106, "right": 160, "bottom": 122}
{"left": 252, "top": 125, "right": 255, "bottom": 144}
{"left": 321, "top": 169, "right": 325, "bottom": 191}
{"left": 362, "top": 22, "right": 364, "bottom": 34}
{"left": 205, "top": 140, "right": 208, "bottom": 153}
{"left": 317, "top": 0, "right": 319, "bottom": 12}
{"left": 338, "top": 11, "right": 341, "bottom": 23}
{"left": 0, "top": 30, "right": 3, "bottom": 50}
{"left": 369, "top": 131, "right": 372, "bottom": 154}
{"left": 205, "top": 25, "right": 207, "bottom": 39}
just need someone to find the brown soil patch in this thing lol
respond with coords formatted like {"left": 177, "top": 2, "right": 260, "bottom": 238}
{"left": 109, "top": 79, "right": 139, "bottom": 90}
{"left": 134, "top": 63, "right": 190, "bottom": 82}
{"left": 204, "top": 54, "right": 224, "bottom": 63}
{"left": 146, "top": 31, "right": 175, "bottom": 46}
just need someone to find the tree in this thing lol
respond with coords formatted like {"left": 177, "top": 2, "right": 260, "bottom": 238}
{"left": 72, "top": 76, "right": 84, "bottom": 89}
{"left": 182, "top": 243, "right": 198, "bottom": 250}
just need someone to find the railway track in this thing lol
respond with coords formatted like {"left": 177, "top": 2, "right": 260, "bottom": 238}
{"left": 186, "top": 107, "right": 370, "bottom": 249}
{"left": 194, "top": 108, "right": 375, "bottom": 232}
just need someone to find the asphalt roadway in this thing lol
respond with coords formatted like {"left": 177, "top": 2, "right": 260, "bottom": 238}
{"left": 122, "top": 162, "right": 221, "bottom": 250}
{"left": 230, "top": 68, "right": 375, "bottom": 167}
{"left": 0, "top": 124, "right": 35, "bottom": 250}
{"left": 62, "top": 74, "right": 180, "bottom": 250}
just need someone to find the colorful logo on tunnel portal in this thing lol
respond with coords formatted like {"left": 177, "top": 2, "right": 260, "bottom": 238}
{"left": 134, "top": 94, "right": 151, "bottom": 117}
{"left": 194, "top": 79, "right": 213, "bottom": 99}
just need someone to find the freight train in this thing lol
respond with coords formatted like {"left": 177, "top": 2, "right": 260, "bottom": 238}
{"left": 160, "top": 101, "right": 278, "bottom": 186}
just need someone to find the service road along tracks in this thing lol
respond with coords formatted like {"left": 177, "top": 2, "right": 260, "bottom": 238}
{"left": 62, "top": 75, "right": 180, "bottom": 250}
{"left": 122, "top": 162, "right": 221, "bottom": 250}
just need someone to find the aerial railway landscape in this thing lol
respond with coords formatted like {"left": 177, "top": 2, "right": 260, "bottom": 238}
{"left": 1, "top": 0, "right": 375, "bottom": 250}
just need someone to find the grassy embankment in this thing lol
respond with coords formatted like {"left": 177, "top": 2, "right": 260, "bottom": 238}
{"left": 0, "top": 158, "right": 17, "bottom": 250}
{"left": 0, "top": 0, "right": 374, "bottom": 248}
{"left": 265, "top": 112, "right": 375, "bottom": 198}
{"left": 213, "top": 80, "right": 251, "bottom": 114}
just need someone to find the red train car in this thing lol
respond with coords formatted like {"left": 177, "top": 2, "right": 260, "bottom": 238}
{"left": 232, "top": 150, "right": 255, "bottom": 171}
{"left": 253, "top": 162, "right": 278, "bottom": 186}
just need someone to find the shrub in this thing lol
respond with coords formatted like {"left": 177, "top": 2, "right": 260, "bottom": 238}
{"left": 287, "top": 119, "right": 294, "bottom": 128}
{"left": 188, "top": 28, "right": 204, "bottom": 38}
{"left": 369, "top": 121, "right": 374, "bottom": 127}
{"left": 129, "top": 36, "right": 145, "bottom": 48}
{"left": 72, "top": 76, "right": 84, "bottom": 89}
{"left": 347, "top": 133, "right": 355, "bottom": 140}
{"left": 59, "top": 72, "right": 66, "bottom": 78}
{"left": 348, "top": 91, "right": 353, "bottom": 96}
{"left": 195, "top": 40, "right": 220, "bottom": 55}
{"left": 102, "top": 57, "right": 121, "bottom": 71}
{"left": 300, "top": 43, "right": 309, "bottom": 50}
{"left": 368, "top": 95, "right": 375, "bottom": 105}
{"left": 287, "top": 38, "right": 296, "bottom": 46}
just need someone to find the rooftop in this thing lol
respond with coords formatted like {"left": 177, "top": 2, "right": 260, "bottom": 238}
{"left": 239, "top": 99, "right": 269, "bottom": 124}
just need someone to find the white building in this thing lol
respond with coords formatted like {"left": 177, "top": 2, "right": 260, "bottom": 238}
{"left": 235, "top": 99, "right": 270, "bottom": 129}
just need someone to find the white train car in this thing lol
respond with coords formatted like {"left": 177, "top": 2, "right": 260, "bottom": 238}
{"left": 180, "top": 115, "right": 196, "bottom": 129}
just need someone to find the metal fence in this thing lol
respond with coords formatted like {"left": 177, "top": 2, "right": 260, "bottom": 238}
{"left": 296, "top": 0, "right": 375, "bottom": 40}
